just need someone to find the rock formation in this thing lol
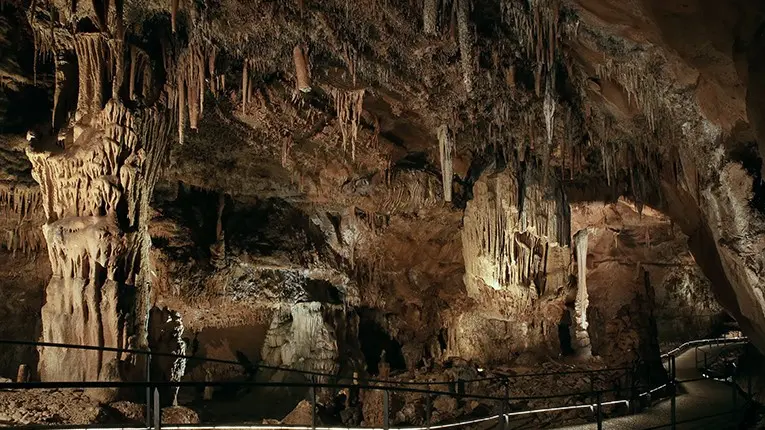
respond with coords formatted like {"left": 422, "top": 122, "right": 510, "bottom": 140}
{"left": 572, "top": 229, "right": 591, "bottom": 356}
{"left": 0, "top": 0, "right": 762, "bottom": 424}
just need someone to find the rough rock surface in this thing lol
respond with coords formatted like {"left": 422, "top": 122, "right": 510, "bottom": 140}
{"left": 0, "top": 0, "right": 762, "bottom": 426}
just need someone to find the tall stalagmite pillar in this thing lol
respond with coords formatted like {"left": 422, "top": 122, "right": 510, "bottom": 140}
{"left": 26, "top": 34, "right": 173, "bottom": 383}
{"left": 573, "top": 229, "right": 592, "bottom": 356}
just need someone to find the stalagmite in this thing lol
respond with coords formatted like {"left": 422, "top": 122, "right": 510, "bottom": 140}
{"left": 423, "top": 0, "right": 438, "bottom": 34}
{"left": 572, "top": 229, "right": 592, "bottom": 357}
{"left": 456, "top": 0, "right": 473, "bottom": 94}
{"left": 26, "top": 32, "right": 174, "bottom": 384}
{"left": 437, "top": 125, "right": 454, "bottom": 202}
{"left": 293, "top": 45, "right": 311, "bottom": 92}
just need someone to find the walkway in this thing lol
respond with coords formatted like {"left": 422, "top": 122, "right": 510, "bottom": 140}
{"left": 553, "top": 344, "right": 747, "bottom": 430}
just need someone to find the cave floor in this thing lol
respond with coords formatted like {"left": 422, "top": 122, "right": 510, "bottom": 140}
{"left": 553, "top": 344, "right": 747, "bottom": 430}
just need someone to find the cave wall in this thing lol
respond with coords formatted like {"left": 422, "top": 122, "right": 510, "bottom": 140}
{"left": 454, "top": 167, "right": 571, "bottom": 361}
{"left": 0, "top": 0, "right": 763, "bottom": 387}
{"left": 571, "top": 200, "right": 726, "bottom": 361}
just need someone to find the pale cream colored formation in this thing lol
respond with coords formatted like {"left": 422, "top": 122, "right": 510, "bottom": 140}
{"left": 26, "top": 32, "right": 173, "bottom": 382}
{"left": 572, "top": 229, "right": 591, "bottom": 356}
{"left": 456, "top": 169, "right": 571, "bottom": 359}
{"left": 332, "top": 88, "right": 365, "bottom": 160}
{"left": 437, "top": 125, "right": 453, "bottom": 202}
{"left": 462, "top": 169, "right": 569, "bottom": 298}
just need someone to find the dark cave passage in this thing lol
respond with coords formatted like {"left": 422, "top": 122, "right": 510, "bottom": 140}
{"left": 358, "top": 311, "right": 406, "bottom": 375}
{"left": 558, "top": 308, "right": 574, "bottom": 356}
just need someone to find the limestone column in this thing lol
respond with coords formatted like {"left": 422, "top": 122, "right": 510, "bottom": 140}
{"left": 573, "top": 229, "right": 592, "bottom": 356}
{"left": 26, "top": 34, "right": 173, "bottom": 383}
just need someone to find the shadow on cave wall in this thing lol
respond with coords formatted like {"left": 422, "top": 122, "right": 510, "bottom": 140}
{"left": 358, "top": 308, "right": 406, "bottom": 375}
{"left": 152, "top": 181, "right": 338, "bottom": 266}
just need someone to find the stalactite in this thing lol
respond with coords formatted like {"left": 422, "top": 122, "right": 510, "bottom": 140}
{"left": 423, "top": 0, "right": 438, "bottom": 34}
{"left": 342, "top": 43, "right": 357, "bottom": 86}
{"left": 241, "top": 60, "right": 249, "bottom": 115}
{"left": 174, "top": 41, "right": 205, "bottom": 144}
{"left": 573, "top": 229, "right": 592, "bottom": 356}
{"left": 331, "top": 87, "right": 365, "bottom": 160}
{"left": 74, "top": 34, "right": 111, "bottom": 123}
{"left": 171, "top": 0, "right": 179, "bottom": 33}
{"left": 293, "top": 44, "right": 311, "bottom": 92}
{"left": 129, "top": 44, "right": 137, "bottom": 100}
{"left": 503, "top": 0, "right": 560, "bottom": 94}
{"left": 542, "top": 81, "right": 556, "bottom": 181}
{"left": 208, "top": 46, "right": 217, "bottom": 94}
{"left": 456, "top": 0, "right": 473, "bottom": 94}
{"left": 437, "top": 125, "right": 454, "bottom": 202}
{"left": 596, "top": 59, "right": 661, "bottom": 131}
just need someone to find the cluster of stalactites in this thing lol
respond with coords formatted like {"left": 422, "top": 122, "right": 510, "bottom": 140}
{"left": 331, "top": 87, "right": 365, "bottom": 160}
{"left": 73, "top": 34, "right": 123, "bottom": 123}
{"left": 0, "top": 185, "right": 45, "bottom": 254}
{"left": 174, "top": 40, "right": 210, "bottom": 145}
{"left": 438, "top": 125, "right": 454, "bottom": 202}
{"left": 596, "top": 59, "right": 662, "bottom": 132}
{"left": 462, "top": 169, "right": 570, "bottom": 298}
{"left": 588, "top": 114, "right": 665, "bottom": 209}
{"left": 0, "top": 185, "right": 42, "bottom": 221}
{"left": 503, "top": 0, "right": 560, "bottom": 96}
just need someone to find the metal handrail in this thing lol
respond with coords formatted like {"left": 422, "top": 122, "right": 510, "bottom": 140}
{"left": 0, "top": 338, "right": 642, "bottom": 387}
{"left": 0, "top": 336, "right": 749, "bottom": 430}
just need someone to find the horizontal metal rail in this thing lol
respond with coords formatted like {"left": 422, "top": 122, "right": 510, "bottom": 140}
{"left": 0, "top": 336, "right": 749, "bottom": 430}
{"left": 0, "top": 338, "right": 646, "bottom": 387}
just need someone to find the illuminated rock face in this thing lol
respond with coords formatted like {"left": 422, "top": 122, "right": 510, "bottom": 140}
{"left": 456, "top": 168, "right": 572, "bottom": 360}
{"left": 26, "top": 35, "right": 172, "bottom": 382}
{"left": 572, "top": 229, "right": 591, "bottom": 356}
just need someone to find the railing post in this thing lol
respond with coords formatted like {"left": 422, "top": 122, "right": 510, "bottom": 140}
{"left": 670, "top": 355, "right": 676, "bottom": 430}
{"left": 383, "top": 389, "right": 390, "bottom": 430}
{"left": 732, "top": 373, "right": 738, "bottom": 421}
{"left": 146, "top": 353, "right": 152, "bottom": 429}
{"left": 596, "top": 391, "right": 602, "bottom": 430}
{"left": 695, "top": 346, "right": 698, "bottom": 369}
{"left": 500, "top": 377, "right": 508, "bottom": 430}
{"left": 311, "top": 378, "right": 317, "bottom": 430}
{"left": 704, "top": 350, "right": 708, "bottom": 371}
{"left": 425, "top": 391, "right": 431, "bottom": 429}
{"left": 590, "top": 371, "right": 595, "bottom": 409}
{"left": 630, "top": 364, "right": 638, "bottom": 414}
{"left": 153, "top": 387, "right": 161, "bottom": 430}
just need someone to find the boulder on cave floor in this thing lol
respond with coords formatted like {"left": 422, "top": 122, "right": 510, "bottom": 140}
{"left": 281, "top": 400, "right": 318, "bottom": 425}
